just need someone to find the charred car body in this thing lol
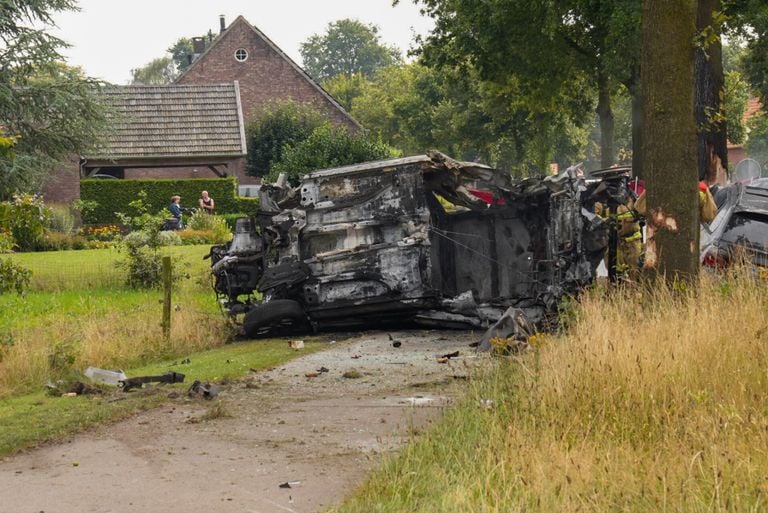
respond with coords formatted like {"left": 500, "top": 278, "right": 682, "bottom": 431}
{"left": 210, "top": 152, "right": 629, "bottom": 337}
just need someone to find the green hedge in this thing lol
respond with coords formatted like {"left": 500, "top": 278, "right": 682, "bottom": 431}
{"left": 80, "top": 178, "right": 258, "bottom": 224}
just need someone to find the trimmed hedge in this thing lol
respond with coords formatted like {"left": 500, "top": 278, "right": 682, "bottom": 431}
{"left": 80, "top": 178, "right": 258, "bottom": 224}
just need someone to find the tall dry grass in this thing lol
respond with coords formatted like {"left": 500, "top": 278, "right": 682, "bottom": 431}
{"left": 335, "top": 270, "right": 768, "bottom": 512}
{"left": 0, "top": 306, "right": 229, "bottom": 397}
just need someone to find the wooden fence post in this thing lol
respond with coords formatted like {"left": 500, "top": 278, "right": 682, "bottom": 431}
{"left": 162, "top": 256, "right": 171, "bottom": 341}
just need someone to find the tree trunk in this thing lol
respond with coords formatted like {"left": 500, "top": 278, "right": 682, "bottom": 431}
{"left": 641, "top": 0, "right": 700, "bottom": 283}
{"left": 596, "top": 70, "right": 615, "bottom": 168}
{"left": 626, "top": 66, "right": 643, "bottom": 179}
{"left": 695, "top": 0, "right": 728, "bottom": 183}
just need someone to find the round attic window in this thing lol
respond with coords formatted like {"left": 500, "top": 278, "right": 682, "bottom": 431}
{"left": 234, "top": 48, "right": 248, "bottom": 62}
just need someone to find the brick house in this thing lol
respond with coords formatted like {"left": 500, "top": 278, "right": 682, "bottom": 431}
{"left": 43, "top": 15, "right": 358, "bottom": 203}
{"left": 177, "top": 15, "right": 359, "bottom": 130}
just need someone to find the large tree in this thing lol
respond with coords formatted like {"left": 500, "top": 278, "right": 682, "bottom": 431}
{"left": 0, "top": 0, "right": 108, "bottom": 199}
{"left": 641, "top": 0, "right": 699, "bottom": 281}
{"left": 300, "top": 19, "right": 402, "bottom": 82}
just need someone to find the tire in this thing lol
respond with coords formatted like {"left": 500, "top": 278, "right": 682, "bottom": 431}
{"left": 243, "top": 300, "right": 308, "bottom": 338}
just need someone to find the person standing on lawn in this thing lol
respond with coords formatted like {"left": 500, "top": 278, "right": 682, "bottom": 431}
{"left": 199, "top": 190, "right": 215, "bottom": 214}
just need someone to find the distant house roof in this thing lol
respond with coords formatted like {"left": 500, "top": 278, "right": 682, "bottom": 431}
{"left": 90, "top": 83, "right": 247, "bottom": 160}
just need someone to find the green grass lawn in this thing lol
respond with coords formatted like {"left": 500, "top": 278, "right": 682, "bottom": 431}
{"left": 0, "top": 339, "right": 326, "bottom": 458}
{"left": 7, "top": 244, "right": 212, "bottom": 290}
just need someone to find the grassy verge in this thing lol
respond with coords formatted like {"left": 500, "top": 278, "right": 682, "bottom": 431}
{"left": 333, "top": 271, "right": 768, "bottom": 513}
{"left": 0, "top": 245, "right": 226, "bottom": 397}
{"left": 0, "top": 338, "right": 326, "bottom": 458}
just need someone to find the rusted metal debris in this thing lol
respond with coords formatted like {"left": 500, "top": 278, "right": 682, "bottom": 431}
{"left": 210, "top": 152, "right": 631, "bottom": 337}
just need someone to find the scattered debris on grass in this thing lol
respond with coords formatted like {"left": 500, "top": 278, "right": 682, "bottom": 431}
{"left": 279, "top": 480, "right": 302, "bottom": 489}
{"left": 119, "top": 372, "right": 185, "bottom": 392}
{"left": 84, "top": 367, "right": 127, "bottom": 385}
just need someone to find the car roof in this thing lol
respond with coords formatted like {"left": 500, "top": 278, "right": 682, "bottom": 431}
{"left": 736, "top": 180, "right": 768, "bottom": 216}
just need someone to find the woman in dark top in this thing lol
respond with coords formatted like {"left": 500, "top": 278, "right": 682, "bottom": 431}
{"left": 199, "top": 190, "right": 215, "bottom": 214}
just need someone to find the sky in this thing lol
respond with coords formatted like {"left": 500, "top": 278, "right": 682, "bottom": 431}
{"left": 50, "top": 0, "right": 435, "bottom": 84}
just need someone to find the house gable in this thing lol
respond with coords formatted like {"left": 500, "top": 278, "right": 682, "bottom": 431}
{"left": 176, "top": 16, "right": 360, "bottom": 131}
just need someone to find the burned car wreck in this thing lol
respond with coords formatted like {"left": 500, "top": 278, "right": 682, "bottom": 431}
{"left": 210, "top": 152, "right": 629, "bottom": 337}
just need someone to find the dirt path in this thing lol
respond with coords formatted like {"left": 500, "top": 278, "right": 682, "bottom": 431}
{"left": 0, "top": 330, "right": 481, "bottom": 513}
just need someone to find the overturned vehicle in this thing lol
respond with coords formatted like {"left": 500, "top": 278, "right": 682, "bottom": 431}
{"left": 210, "top": 152, "right": 629, "bottom": 337}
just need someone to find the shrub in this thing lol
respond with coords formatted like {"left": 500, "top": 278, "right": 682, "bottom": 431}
{"left": 47, "top": 204, "right": 77, "bottom": 235}
{"left": 0, "top": 193, "right": 51, "bottom": 251}
{"left": 157, "top": 230, "right": 182, "bottom": 246}
{"left": 220, "top": 213, "right": 247, "bottom": 231}
{"left": 270, "top": 123, "right": 398, "bottom": 183}
{"left": 235, "top": 197, "right": 260, "bottom": 216}
{"left": 177, "top": 229, "right": 224, "bottom": 245}
{"left": 118, "top": 245, "right": 163, "bottom": 288}
{"left": 245, "top": 100, "right": 325, "bottom": 177}
{"left": 122, "top": 230, "right": 149, "bottom": 249}
{"left": 185, "top": 210, "right": 232, "bottom": 242}
{"left": 0, "top": 230, "right": 14, "bottom": 253}
{"left": 73, "top": 199, "right": 99, "bottom": 225}
{"left": 38, "top": 231, "right": 88, "bottom": 251}
{"left": 80, "top": 178, "right": 241, "bottom": 224}
{"left": 178, "top": 228, "right": 224, "bottom": 246}
{"left": 84, "top": 224, "right": 122, "bottom": 242}
{"left": 0, "top": 258, "right": 30, "bottom": 294}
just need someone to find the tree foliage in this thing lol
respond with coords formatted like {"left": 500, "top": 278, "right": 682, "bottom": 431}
{"left": 168, "top": 37, "right": 194, "bottom": 74}
{"left": 409, "top": 0, "right": 642, "bottom": 168}
{"left": 245, "top": 101, "right": 325, "bottom": 178}
{"left": 130, "top": 56, "right": 176, "bottom": 85}
{"left": 300, "top": 19, "right": 402, "bottom": 82}
{"left": 130, "top": 31, "right": 217, "bottom": 85}
{"left": 270, "top": 124, "right": 398, "bottom": 184}
{"left": 349, "top": 63, "right": 591, "bottom": 173}
{"left": 322, "top": 72, "right": 369, "bottom": 111}
{"left": 726, "top": 1, "right": 768, "bottom": 102}
{"left": 0, "top": 1, "right": 109, "bottom": 199}
{"left": 724, "top": 69, "right": 750, "bottom": 145}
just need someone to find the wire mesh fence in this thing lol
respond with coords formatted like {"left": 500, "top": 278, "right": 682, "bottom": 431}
{"left": 5, "top": 246, "right": 213, "bottom": 292}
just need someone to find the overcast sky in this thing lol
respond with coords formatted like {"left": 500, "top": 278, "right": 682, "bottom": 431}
{"left": 50, "top": 0, "right": 434, "bottom": 84}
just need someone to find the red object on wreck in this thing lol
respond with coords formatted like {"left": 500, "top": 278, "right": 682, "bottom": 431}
{"left": 469, "top": 189, "right": 505, "bottom": 205}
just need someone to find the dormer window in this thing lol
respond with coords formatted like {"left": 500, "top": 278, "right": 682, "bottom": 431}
{"left": 234, "top": 48, "right": 248, "bottom": 62}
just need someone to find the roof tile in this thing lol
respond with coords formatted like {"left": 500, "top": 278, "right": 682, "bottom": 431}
{"left": 91, "top": 83, "right": 246, "bottom": 159}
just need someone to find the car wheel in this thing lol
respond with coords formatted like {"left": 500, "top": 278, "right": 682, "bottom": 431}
{"left": 243, "top": 300, "right": 308, "bottom": 338}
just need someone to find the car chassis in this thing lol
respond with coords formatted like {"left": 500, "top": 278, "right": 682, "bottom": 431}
{"left": 210, "top": 151, "right": 630, "bottom": 337}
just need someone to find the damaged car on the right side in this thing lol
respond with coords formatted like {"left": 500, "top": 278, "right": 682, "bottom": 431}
{"left": 210, "top": 152, "right": 632, "bottom": 337}
{"left": 701, "top": 178, "right": 768, "bottom": 270}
